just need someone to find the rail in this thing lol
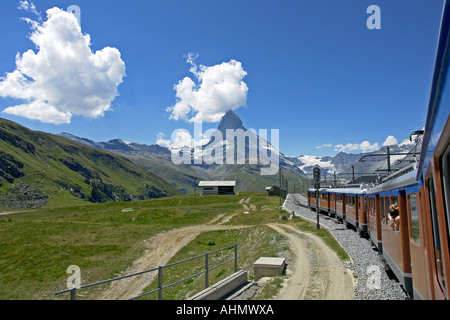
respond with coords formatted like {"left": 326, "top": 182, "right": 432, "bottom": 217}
{"left": 291, "top": 193, "right": 309, "bottom": 209}
{"left": 55, "top": 243, "right": 239, "bottom": 300}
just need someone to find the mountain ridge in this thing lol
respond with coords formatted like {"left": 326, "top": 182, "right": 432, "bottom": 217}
{"left": 0, "top": 117, "right": 179, "bottom": 209}
{"left": 57, "top": 110, "right": 421, "bottom": 191}
{"left": 59, "top": 110, "right": 310, "bottom": 193}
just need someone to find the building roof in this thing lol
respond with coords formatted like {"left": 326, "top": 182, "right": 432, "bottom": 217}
{"left": 199, "top": 181, "right": 236, "bottom": 187}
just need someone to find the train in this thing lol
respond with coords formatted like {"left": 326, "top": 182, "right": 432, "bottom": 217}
{"left": 307, "top": 1, "right": 450, "bottom": 300}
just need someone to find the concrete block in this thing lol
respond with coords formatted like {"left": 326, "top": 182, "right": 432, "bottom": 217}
{"left": 253, "top": 257, "right": 286, "bottom": 281}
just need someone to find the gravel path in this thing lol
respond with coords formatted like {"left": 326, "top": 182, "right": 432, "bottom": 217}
{"left": 284, "top": 193, "right": 409, "bottom": 300}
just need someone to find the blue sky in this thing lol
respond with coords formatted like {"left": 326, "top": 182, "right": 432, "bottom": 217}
{"left": 0, "top": 0, "right": 445, "bottom": 157}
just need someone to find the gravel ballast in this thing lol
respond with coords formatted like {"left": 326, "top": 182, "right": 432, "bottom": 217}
{"left": 283, "top": 193, "right": 409, "bottom": 300}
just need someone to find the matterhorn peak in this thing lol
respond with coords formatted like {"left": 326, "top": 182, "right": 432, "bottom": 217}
{"left": 217, "top": 110, "right": 246, "bottom": 135}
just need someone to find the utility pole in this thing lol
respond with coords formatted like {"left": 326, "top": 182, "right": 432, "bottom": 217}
{"left": 313, "top": 167, "right": 321, "bottom": 230}
{"left": 352, "top": 165, "right": 355, "bottom": 183}
{"left": 387, "top": 146, "right": 391, "bottom": 174}
{"left": 279, "top": 168, "right": 282, "bottom": 207}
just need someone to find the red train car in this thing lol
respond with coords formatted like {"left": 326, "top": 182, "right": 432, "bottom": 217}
{"left": 414, "top": 0, "right": 450, "bottom": 299}
{"left": 307, "top": 188, "right": 331, "bottom": 214}
{"left": 366, "top": 170, "right": 417, "bottom": 297}
{"left": 326, "top": 188, "right": 366, "bottom": 229}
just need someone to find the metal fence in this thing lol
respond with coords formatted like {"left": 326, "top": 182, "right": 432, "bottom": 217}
{"left": 55, "top": 243, "right": 239, "bottom": 300}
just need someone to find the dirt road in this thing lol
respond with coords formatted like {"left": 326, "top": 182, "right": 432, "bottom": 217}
{"left": 98, "top": 214, "right": 355, "bottom": 300}
{"left": 267, "top": 224, "right": 355, "bottom": 300}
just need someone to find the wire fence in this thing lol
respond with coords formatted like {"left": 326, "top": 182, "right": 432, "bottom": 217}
{"left": 54, "top": 243, "right": 239, "bottom": 300}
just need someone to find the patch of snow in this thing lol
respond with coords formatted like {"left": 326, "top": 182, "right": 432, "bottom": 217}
{"left": 297, "top": 155, "right": 336, "bottom": 172}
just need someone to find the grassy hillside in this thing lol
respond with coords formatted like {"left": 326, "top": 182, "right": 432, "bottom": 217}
{"left": 0, "top": 192, "right": 281, "bottom": 299}
{"left": 0, "top": 118, "right": 179, "bottom": 208}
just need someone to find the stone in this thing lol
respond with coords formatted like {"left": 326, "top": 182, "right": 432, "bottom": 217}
{"left": 253, "top": 257, "right": 286, "bottom": 281}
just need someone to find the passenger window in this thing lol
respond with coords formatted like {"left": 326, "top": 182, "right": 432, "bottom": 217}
{"left": 441, "top": 144, "right": 450, "bottom": 247}
{"left": 429, "top": 177, "right": 446, "bottom": 293}
{"left": 409, "top": 194, "right": 420, "bottom": 245}
{"left": 391, "top": 195, "right": 398, "bottom": 205}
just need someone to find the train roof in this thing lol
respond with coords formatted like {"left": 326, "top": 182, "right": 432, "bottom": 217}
{"left": 366, "top": 169, "right": 418, "bottom": 195}
{"left": 308, "top": 187, "right": 367, "bottom": 195}
{"left": 326, "top": 187, "right": 367, "bottom": 195}
{"left": 417, "top": 0, "right": 450, "bottom": 181}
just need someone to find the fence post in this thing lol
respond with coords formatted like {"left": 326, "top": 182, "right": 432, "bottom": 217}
{"left": 70, "top": 287, "right": 77, "bottom": 300}
{"left": 205, "top": 253, "right": 209, "bottom": 288}
{"left": 158, "top": 266, "right": 163, "bottom": 300}
{"left": 234, "top": 244, "right": 238, "bottom": 272}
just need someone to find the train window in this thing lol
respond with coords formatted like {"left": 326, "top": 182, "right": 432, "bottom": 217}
{"left": 391, "top": 195, "right": 398, "bottom": 205}
{"left": 428, "top": 177, "right": 446, "bottom": 293}
{"left": 346, "top": 195, "right": 355, "bottom": 207}
{"left": 429, "top": 178, "right": 441, "bottom": 253}
{"left": 372, "top": 198, "right": 376, "bottom": 217}
{"left": 441, "top": 143, "right": 450, "bottom": 247}
{"left": 381, "top": 197, "right": 385, "bottom": 222}
{"left": 409, "top": 194, "right": 420, "bottom": 245}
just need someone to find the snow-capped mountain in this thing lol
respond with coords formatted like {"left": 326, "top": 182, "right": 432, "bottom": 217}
{"left": 285, "top": 136, "right": 419, "bottom": 183}
{"left": 59, "top": 110, "right": 309, "bottom": 193}
{"left": 59, "top": 110, "right": 422, "bottom": 191}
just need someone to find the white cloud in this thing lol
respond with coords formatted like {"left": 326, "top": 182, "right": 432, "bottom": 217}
{"left": 383, "top": 135, "right": 398, "bottom": 146}
{"left": 334, "top": 140, "right": 379, "bottom": 153}
{"left": 18, "top": 1, "right": 40, "bottom": 17}
{"left": 316, "top": 143, "right": 332, "bottom": 149}
{"left": 156, "top": 130, "right": 209, "bottom": 150}
{"left": 166, "top": 53, "right": 248, "bottom": 123}
{"left": 0, "top": 7, "right": 125, "bottom": 124}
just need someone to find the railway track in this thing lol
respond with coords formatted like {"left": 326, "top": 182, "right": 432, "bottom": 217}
{"left": 290, "top": 193, "right": 343, "bottom": 225}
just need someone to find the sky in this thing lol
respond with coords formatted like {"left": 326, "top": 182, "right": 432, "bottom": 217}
{"left": 0, "top": 0, "right": 445, "bottom": 157}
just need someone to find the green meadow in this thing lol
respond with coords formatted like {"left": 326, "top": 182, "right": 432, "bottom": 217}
{"left": 0, "top": 192, "right": 346, "bottom": 300}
